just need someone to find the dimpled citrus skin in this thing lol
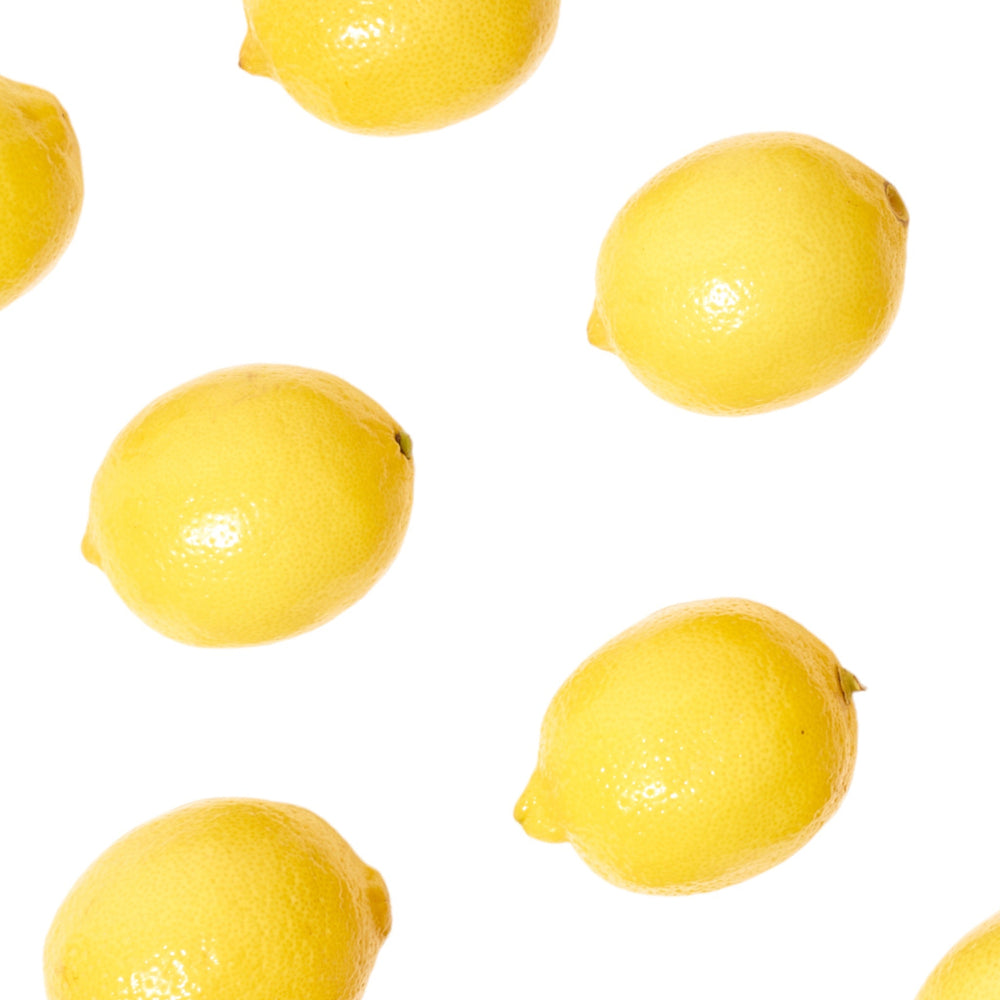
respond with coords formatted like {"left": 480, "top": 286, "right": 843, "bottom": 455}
{"left": 916, "top": 911, "right": 1000, "bottom": 1000}
{"left": 239, "top": 0, "right": 560, "bottom": 135}
{"left": 83, "top": 364, "right": 414, "bottom": 647}
{"left": 589, "top": 133, "right": 909, "bottom": 415}
{"left": 0, "top": 74, "right": 83, "bottom": 311}
{"left": 515, "top": 598, "right": 861, "bottom": 894}
{"left": 44, "top": 799, "right": 391, "bottom": 1000}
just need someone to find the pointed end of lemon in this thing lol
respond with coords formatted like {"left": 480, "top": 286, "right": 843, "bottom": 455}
{"left": 363, "top": 865, "right": 392, "bottom": 941}
{"left": 81, "top": 530, "right": 102, "bottom": 569}
{"left": 884, "top": 180, "right": 909, "bottom": 226}
{"left": 514, "top": 772, "right": 567, "bottom": 843}
{"left": 587, "top": 307, "right": 614, "bottom": 352}
{"left": 394, "top": 429, "right": 413, "bottom": 461}
{"left": 239, "top": 31, "right": 273, "bottom": 78}
{"left": 839, "top": 665, "right": 866, "bottom": 699}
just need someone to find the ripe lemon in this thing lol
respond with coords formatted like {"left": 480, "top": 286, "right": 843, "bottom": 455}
{"left": 515, "top": 598, "right": 862, "bottom": 894}
{"left": 44, "top": 798, "right": 391, "bottom": 1000}
{"left": 0, "top": 74, "right": 83, "bottom": 312}
{"left": 916, "top": 910, "right": 1000, "bottom": 1000}
{"left": 589, "top": 132, "right": 909, "bottom": 415}
{"left": 239, "top": 0, "right": 560, "bottom": 135}
{"left": 83, "top": 364, "right": 414, "bottom": 647}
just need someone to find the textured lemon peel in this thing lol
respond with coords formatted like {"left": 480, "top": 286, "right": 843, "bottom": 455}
{"left": 44, "top": 799, "right": 390, "bottom": 1000}
{"left": 514, "top": 598, "right": 859, "bottom": 894}
{"left": 588, "top": 133, "right": 908, "bottom": 415}
{"left": 237, "top": 0, "right": 561, "bottom": 135}
{"left": 82, "top": 364, "right": 414, "bottom": 647}
{"left": 0, "top": 75, "right": 83, "bottom": 311}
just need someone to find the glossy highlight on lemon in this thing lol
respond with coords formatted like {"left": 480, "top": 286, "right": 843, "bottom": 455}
{"left": 515, "top": 598, "right": 862, "bottom": 894}
{"left": 916, "top": 909, "right": 1000, "bottom": 1000}
{"left": 589, "top": 132, "right": 909, "bottom": 415}
{"left": 44, "top": 798, "right": 391, "bottom": 1000}
{"left": 239, "top": 0, "right": 560, "bottom": 135}
{"left": 83, "top": 363, "right": 414, "bottom": 647}
{"left": 0, "top": 74, "right": 83, "bottom": 312}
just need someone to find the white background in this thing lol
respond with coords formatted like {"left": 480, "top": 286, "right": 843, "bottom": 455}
{"left": 1, "top": 2, "right": 997, "bottom": 998}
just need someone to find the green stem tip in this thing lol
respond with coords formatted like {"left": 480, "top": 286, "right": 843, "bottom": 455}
{"left": 395, "top": 430, "right": 413, "bottom": 460}
{"left": 839, "top": 665, "right": 866, "bottom": 699}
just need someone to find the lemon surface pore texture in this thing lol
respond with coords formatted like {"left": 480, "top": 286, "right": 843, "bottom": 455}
{"left": 917, "top": 911, "right": 1000, "bottom": 1000}
{"left": 0, "top": 74, "right": 83, "bottom": 311}
{"left": 240, "top": 0, "right": 560, "bottom": 134}
{"left": 590, "top": 132, "right": 908, "bottom": 415}
{"left": 44, "top": 799, "right": 391, "bottom": 1000}
{"left": 516, "top": 598, "right": 861, "bottom": 894}
{"left": 83, "top": 364, "right": 414, "bottom": 647}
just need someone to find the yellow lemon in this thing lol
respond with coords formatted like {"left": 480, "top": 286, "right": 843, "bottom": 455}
{"left": 0, "top": 74, "right": 83, "bottom": 311}
{"left": 83, "top": 364, "right": 414, "bottom": 647}
{"left": 589, "top": 132, "right": 909, "bottom": 415}
{"left": 44, "top": 798, "right": 391, "bottom": 1000}
{"left": 515, "top": 598, "right": 862, "bottom": 894}
{"left": 239, "top": 0, "right": 560, "bottom": 135}
{"left": 916, "top": 910, "right": 1000, "bottom": 1000}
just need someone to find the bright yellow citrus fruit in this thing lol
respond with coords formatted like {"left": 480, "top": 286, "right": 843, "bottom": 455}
{"left": 239, "top": 0, "right": 560, "bottom": 135}
{"left": 515, "top": 598, "right": 862, "bottom": 894}
{"left": 83, "top": 364, "right": 414, "bottom": 647}
{"left": 0, "top": 74, "right": 83, "bottom": 312}
{"left": 44, "top": 798, "right": 391, "bottom": 1000}
{"left": 589, "top": 132, "right": 909, "bottom": 415}
{"left": 916, "top": 910, "right": 1000, "bottom": 1000}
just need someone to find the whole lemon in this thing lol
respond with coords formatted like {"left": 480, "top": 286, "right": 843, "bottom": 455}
{"left": 44, "top": 799, "right": 391, "bottom": 1000}
{"left": 515, "top": 598, "right": 862, "bottom": 894}
{"left": 0, "top": 74, "right": 83, "bottom": 312}
{"left": 589, "top": 133, "right": 909, "bottom": 415}
{"left": 83, "top": 364, "right": 414, "bottom": 647}
{"left": 916, "top": 910, "right": 1000, "bottom": 1000}
{"left": 239, "top": 0, "right": 560, "bottom": 135}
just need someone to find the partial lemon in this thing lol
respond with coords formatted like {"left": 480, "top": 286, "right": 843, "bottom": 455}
{"left": 44, "top": 798, "right": 390, "bottom": 1000}
{"left": 0, "top": 74, "right": 83, "bottom": 311}
{"left": 515, "top": 598, "right": 862, "bottom": 894}
{"left": 83, "top": 364, "right": 414, "bottom": 647}
{"left": 589, "top": 132, "right": 908, "bottom": 415}
{"left": 239, "top": 0, "right": 560, "bottom": 135}
{"left": 916, "top": 910, "right": 1000, "bottom": 1000}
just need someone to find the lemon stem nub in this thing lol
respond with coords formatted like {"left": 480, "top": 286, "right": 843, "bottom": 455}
{"left": 81, "top": 532, "right": 101, "bottom": 568}
{"left": 514, "top": 773, "right": 567, "bottom": 843}
{"left": 587, "top": 307, "right": 614, "bottom": 351}
{"left": 884, "top": 181, "right": 909, "bottom": 225}
{"left": 364, "top": 866, "right": 393, "bottom": 939}
{"left": 395, "top": 430, "right": 413, "bottom": 460}
{"left": 838, "top": 666, "right": 866, "bottom": 699}
{"left": 239, "top": 32, "right": 274, "bottom": 78}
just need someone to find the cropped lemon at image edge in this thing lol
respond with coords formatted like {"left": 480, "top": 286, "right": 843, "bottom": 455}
{"left": 589, "top": 131, "right": 909, "bottom": 416}
{"left": 515, "top": 597, "right": 863, "bottom": 895}
{"left": 0, "top": 73, "right": 83, "bottom": 312}
{"left": 83, "top": 363, "right": 414, "bottom": 647}
{"left": 44, "top": 798, "right": 390, "bottom": 1000}
{"left": 915, "top": 909, "right": 1000, "bottom": 1000}
{"left": 238, "top": 0, "right": 561, "bottom": 135}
